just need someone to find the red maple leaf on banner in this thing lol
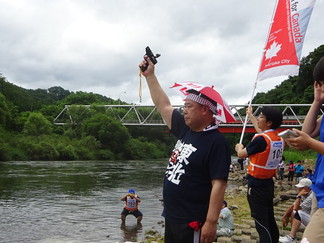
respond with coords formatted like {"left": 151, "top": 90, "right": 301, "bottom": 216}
{"left": 265, "top": 41, "right": 282, "bottom": 60}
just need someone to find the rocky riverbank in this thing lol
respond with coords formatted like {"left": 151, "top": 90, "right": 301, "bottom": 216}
{"left": 215, "top": 170, "right": 306, "bottom": 243}
{"left": 227, "top": 169, "right": 302, "bottom": 200}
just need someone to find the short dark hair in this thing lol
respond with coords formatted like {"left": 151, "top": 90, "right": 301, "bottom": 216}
{"left": 313, "top": 56, "right": 324, "bottom": 82}
{"left": 260, "top": 107, "right": 283, "bottom": 129}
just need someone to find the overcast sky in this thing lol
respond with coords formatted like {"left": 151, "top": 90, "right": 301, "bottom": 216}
{"left": 0, "top": 0, "right": 323, "bottom": 106}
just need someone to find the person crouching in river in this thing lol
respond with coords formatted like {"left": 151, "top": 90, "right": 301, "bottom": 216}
{"left": 120, "top": 189, "right": 143, "bottom": 225}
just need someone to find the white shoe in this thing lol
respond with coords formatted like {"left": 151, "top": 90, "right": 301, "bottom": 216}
{"left": 279, "top": 235, "right": 296, "bottom": 243}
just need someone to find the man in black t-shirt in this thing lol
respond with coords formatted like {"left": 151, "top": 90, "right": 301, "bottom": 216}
{"left": 139, "top": 57, "right": 231, "bottom": 243}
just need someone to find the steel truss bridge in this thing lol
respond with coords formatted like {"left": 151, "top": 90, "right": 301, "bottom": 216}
{"left": 53, "top": 104, "right": 323, "bottom": 133}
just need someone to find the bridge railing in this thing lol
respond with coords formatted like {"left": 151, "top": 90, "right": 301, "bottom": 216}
{"left": 53, "top": 104, "right": 324, "bottom": 128}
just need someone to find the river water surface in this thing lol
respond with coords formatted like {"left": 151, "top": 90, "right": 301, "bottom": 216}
{"left": 0, "top": 160, "right": 166, "bottom": 243}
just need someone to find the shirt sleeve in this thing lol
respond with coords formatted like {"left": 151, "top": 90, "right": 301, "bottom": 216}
{"left": 209, "top": 132, "right": 231, "bottom": 180}
{"left": 246, "top": 136, "right": 267, "bottom": 156}
{"left": 170, "top": 109, "right": 186, "bottom": 138}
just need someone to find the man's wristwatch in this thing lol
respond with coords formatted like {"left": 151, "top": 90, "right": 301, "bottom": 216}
{"left": 296, "top": 195, "right": 302, "bottom": 199}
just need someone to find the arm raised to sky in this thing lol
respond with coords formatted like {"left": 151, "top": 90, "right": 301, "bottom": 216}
{"left": 139, "top": 56, "right": 174, "bottom": 129}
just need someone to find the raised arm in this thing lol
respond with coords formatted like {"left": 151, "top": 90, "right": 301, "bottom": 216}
{"left": 247, "top": 106, "right": 261, "bottom": 134}
{"left": 302, "top": 81, "right": 324, "bottom": 137}
{"left": 120, "top": 194, "right": 127, "bottom": 201}
{"left": 134, "top": 194, "right": 141, "bottom": 202}
{"left": 139, "top": 57, "right": 174, "bottom": 129}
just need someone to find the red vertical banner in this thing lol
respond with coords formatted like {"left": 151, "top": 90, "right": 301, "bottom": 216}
{"left": 257, "top": 0, "right": 316, "bottom": 81}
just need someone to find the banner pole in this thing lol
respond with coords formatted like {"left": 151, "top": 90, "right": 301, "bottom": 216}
{"left": 239, "top": 0, "right": 279, "bottom": 144}
{"left": 239, "top": 0, "right": 315, "bottom": 143}
{"left": 239, "top": 80, "right": 258, "bottom": 144}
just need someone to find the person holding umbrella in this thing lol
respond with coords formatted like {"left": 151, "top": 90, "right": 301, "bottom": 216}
{"left": 139, "top": 55, "right": 231, "bottom": 243}
{"left": 235, "top": 107, "right": 284, "bottom": 243}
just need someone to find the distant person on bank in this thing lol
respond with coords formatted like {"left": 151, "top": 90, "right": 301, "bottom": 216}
{"left": 216, "top": 200, "right": 234, "bottom": 237}
{"left": 287, "top": 161, "right": 295, "bottom": 182}
{"left": 278, "top": 156, "right": 286, "bottom": 180}
{"left": 279, "top": 178, "right": 313, "bottom": 243}
{"left": 294, "top": 160, "right": 304, "bottom": 182}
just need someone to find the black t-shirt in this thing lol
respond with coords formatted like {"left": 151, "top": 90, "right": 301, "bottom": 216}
{"left": 162, "top": 110, "right": 231, "bottom": 223}
{"left": 246, "top": 136, "right": 267, "bottom": 156}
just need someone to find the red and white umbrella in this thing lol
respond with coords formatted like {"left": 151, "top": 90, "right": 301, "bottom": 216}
{"left": 170, "top": 81, "right": 236, "bottom": 123}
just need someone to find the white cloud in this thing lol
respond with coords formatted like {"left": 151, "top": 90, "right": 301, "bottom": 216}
{"left": 0, "top": 0, "right": 322, "bottom": 107}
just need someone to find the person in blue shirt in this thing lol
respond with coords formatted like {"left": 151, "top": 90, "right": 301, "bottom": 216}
{"left": 306, "top": 168, "right": 314, "bottom": 181}
{"left": 294, "top": 160, "right": 304, "bottom": 182}
{"left": 285, "top": 56, "right": 324, "bottom": 242}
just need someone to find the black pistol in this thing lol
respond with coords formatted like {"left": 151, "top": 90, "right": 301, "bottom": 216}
{"left": 141, "top": 46, "right": 160, "bottom": 72}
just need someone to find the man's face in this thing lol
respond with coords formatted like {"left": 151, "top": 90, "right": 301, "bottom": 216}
{"left": 257, "top": 112, "right": 271, "bottom": 131}
{"left": 183, "top": 100, "right": 206, "bottom": 131}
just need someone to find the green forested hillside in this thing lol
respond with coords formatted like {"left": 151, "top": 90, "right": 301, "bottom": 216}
{"left": 0, "top": 45, "right": 323, "bottom": 161}
{"left": 0, "top": 77, "right": 176, "bottom": 161}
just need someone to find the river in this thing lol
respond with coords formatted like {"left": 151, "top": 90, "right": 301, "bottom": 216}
{"left": 0, "top": 160, "right": 166, "bottom": 243}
